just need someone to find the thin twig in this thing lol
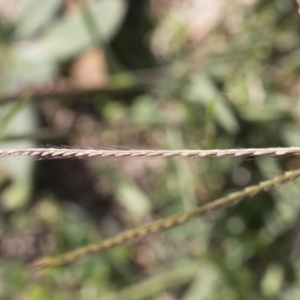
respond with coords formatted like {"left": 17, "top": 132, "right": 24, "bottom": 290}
{"left": 31, "top": 167, "right": 300, "bottom": 270}
{"left": 0, "top": 147, "right": 300, "bottom": 160}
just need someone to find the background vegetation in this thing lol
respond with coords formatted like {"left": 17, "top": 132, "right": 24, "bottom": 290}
{"left": 0, "top": 0, "right": 300, "bottom": 299}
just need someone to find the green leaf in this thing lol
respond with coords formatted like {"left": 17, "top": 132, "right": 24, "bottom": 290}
{"left": 116, "top": 180, "right": 151, "bottom": 221}
{"left": 37, "top": 0, "right": 127, "bottom": 61}
{"left": 0, "top": 92, "right": 33, "bottom": 137}
{"left": 14, "top": 0, "right": 63, "bottom": 39}
{"left": 0, "top": 47, "right": 56, "bottom": 93}
{"left": 0, "top": 102, "right": 37, "bottom": 210}
{"left": 185, "top": 72, "right": 240, "bottom": 134}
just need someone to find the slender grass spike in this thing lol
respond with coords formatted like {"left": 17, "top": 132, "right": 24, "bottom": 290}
{"left": 31, "top": 167, "right": 300, "bottom": 270}
{"left": 1, "top": 147, "right": 300, "bottom": 160}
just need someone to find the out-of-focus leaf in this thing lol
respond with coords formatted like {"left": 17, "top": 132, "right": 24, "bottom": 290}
{"left": 0, "top": 46, "right": 56, "bottom": 93}
{"left": 130, "top": 95, "right": 162, "bottom": 124}
{"left": 14, "top": 0, "right": 63, "bottom": 39}
{"left": 185, "top": 72, "right": 239, "bottom": 134}
{"left": 116, "top": 180, "right": 151, "bottom": 221}
{"left": 0, "top": 102, "right": 36, "bottom": 210}
{"left": 37, "top": 0, "right": 127, "bottom": 61}
{"left": 236, "top": 96, "right": 290, "bottom": 121}
{"left": 0, "top": 93, "right": 32, "bottom": 137}
{"left": 181, "top": 264, "right": 219, "bottom": 300}
{"left": 281, "top": 124, "right": 300, "bottom": 146}
{"left": 102, "top": 259, "right": 202, "bottom": 300}
{"left": 282, "top": 288, "right": 300, "bottom": 300}
{"left": 261, "top": 264, "right": 284, "bottom": 297}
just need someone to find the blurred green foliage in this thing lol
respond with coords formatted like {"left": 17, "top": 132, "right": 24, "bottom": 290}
{"left": 0, "top": 0, "right": 300, "bottom": 299}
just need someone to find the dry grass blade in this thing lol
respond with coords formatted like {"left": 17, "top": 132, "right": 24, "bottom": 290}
{"left": 30, "top": 167, "right": 300, "bottom": 270}
{"left": 1, "top": 147, "right": 300, "bottom": 159}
